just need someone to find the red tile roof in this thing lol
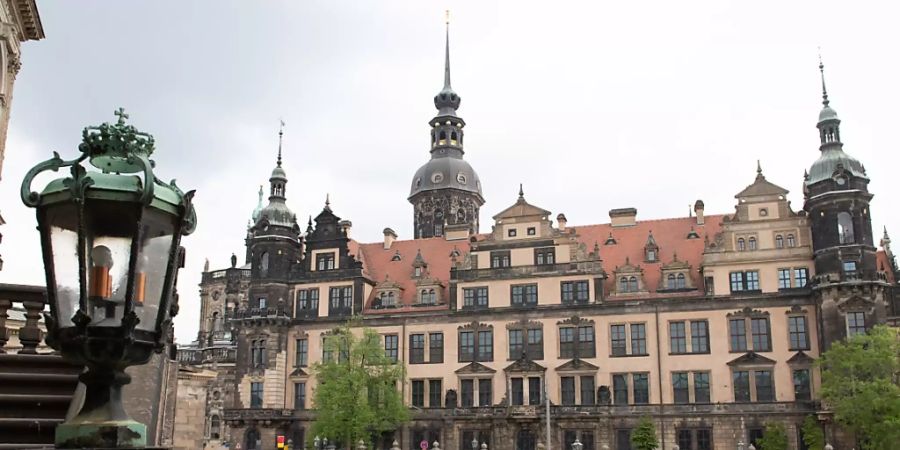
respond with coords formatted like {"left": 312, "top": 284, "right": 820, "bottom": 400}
{"left": 877, "top": 250, "right": 896, "bottom": 283}
{"left": 354, "top": 215, "right": 725, "bottom": 310}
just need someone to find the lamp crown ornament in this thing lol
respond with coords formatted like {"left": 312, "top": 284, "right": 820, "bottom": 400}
{"left": 80, "top": 107, "right": 157, "bottom": 174}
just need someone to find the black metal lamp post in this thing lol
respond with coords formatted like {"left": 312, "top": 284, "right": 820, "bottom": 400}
{"left": 20, "top": 109, "right": 197, "bottom": 448}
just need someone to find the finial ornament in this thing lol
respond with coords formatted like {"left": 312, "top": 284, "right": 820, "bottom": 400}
{"left": 819, "top": 50, "right": 829, "bottom": 106}
{"left": 277, "top": 119, "right": 285, "bottom": 167}
{"left": 325, "top": 193, "right": 331, "bottom": 209}
{"left": 518, "top": 183, "right": 524, "bottom": 199}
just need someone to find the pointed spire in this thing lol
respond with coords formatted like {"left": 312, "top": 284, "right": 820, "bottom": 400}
{"left": 756, "top": 159, "right": 763, "bottom": 176}
{"left": 306, "top": 215, "right": 313, "bottom": 232}
{"left": 277, "top": 119, "right": 285, "bottom": 167}
{"left": 443, "top": 10, "right": 451, "bottom": 90}
{"left": 518, "top": 183, "right": 524, "bottom": 200}
{"left": 818, "top": 51, "right": 829, "bottom": 107}
{"left": 325, "top": 193, "right": 331, "bottom": 211}
{"left": 883, "top": 226, "right": 891, "bottom": 243}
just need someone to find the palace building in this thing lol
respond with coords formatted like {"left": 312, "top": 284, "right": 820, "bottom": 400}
{"left": 176, "top": 24, "right": 899, "bottom": 450}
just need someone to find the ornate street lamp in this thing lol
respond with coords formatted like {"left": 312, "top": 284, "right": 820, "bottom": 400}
{"left": 20, "top": 108, "right": 197, "bottom": 448}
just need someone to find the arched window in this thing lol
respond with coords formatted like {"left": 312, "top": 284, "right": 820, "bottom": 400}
{"left": 434, "top": 210, "right": 444, "bottom": 236}
{"left": 246, "top": 429, "right": 261, "bottom": 450}
{"left": 619, "top": 277, "right": 629, "bottom": 292}
{"left": 676, "top": 273, "right": 686, "bottom": 289}
{"left": 259, "top": 252, "right": 269, "bottom": 277}
{"left": 387, "top": 291, "right": 395, "bottom": 306}
{"left": 775, "top": 235, "right": 784, "bottom": 248}
{"left": 737, "top": 238, "right": 746, "bottom": 251}
{"left": 628, "top": 276, "right": 638, "bottom": 293}
{"left": 748, "top": 237, "right": 757, "bottom": 251}
{"left": 210, "top": 415, "right": 220, "bottom": 439}
{"left": 451, "top": 131, "right": 458, "bottom": 144}
{"left": 439, "top": 130, "right": 447, "bottom": 144}
{"left": 787, "top": 234, "right": 796, "bottom": 247}
{"left": 667, "top": 274, "right": 677, "bottom": 290}
{"left": 211, "top": 311, "right": 221, "bottom": 332}
{"left": 429, "top": 289, "right": 436, "bottom": 303}
{"left": 838, "top": 212, "right": 855, "bottom": 244}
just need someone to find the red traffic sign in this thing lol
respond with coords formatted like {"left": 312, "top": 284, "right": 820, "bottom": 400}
{"left": 420, "top": 441, "right": 429, "bottom": 449}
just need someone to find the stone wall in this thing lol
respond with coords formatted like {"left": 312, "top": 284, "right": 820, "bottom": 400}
{"left": 174, "top": 367, "right": 217, "bottom": 450}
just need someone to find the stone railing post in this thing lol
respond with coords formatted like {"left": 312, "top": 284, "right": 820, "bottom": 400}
{"left": 0, "top": 297, "right": 10, "bottom": 352}
{"left": 18, "top": 296, "right": 45, "bottom": 354}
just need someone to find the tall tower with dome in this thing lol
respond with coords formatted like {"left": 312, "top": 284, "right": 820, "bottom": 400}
{"left": 408, "top": 17, "right": 484, "bottom": 239}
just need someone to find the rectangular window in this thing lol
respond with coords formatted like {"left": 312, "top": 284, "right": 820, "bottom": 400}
{"left": 295, "top": 338, "right": 308, "bottom": 367}
{"left": 729, "top": 272, "right": 744, "bottom": 292}
{"left": 296, "top": 289, "right": 319, "bottom": 316}
{"left": 704, "top": 276, "right": 715, "bottom": 296}
{"left": 693, "top": 372, "right": 710, "bottom": 403}
{"left": 677, "top": 429, "right": 712, "bottom": 450}
{"left": 630, "top": 323, "right": 647, "bottom": 355}
{"left": 527, "top": 227, "right": 536, "bottom": 236}
{"left": 410, "top": 334, "right": 425, "bottom": 364}
{"left": 459, "top": 331, "right": 474, "bottom": 362}
{"left": 847, "top": 311, "right": 866, "bottom": 337}
{"left": 490, "top": 251, "right": 511, "bottom": 268}
{"left": 429, "top": 379, "right": 442, "bottom": 408}
{"left": 788, "top": 316, "right": 809, "bottom": 350}
{"left": 612, "top": 374, "right": 628, "bottom": 405}
{"left": 755, "top": 370, "right": 774, "bottom": 401}
{"left": 677, "top": 430, "right": 692, "bottom": 450}
{"left": 561, "top": 280, "right": 590, "bottom": 304}
{"left": 751, "top": 318, "right": 771, "bottom": 351}
{"left": 559, "top": 327, "right": 575, "bottom": 359}
{"left": 251, "top": 382, "right": 263, "bottom": 408}
{"left": 511, "top": 284, "right": 538, "bottom": 307}
{"left": 561, "top": 377, "right": 576, "bottom": 405}
{"left": 610, "top": 324, "right": 627, "bottom": 356}
{"left": 794, "top": 268, "right": 809, "bottom": 288}
{"left": 733, "top": 371, "right": 750, "bottom": 402}
{"left": 793, "top": 369, "right": 811, "bottom": 401}
{"left": 778, "top": 268, "right": 792, "bottom": 289}
{"left": 294, "top": 382, "right": 306, "bottom": 409}
{"left": 527, "top": 329, "right": 543, "bottom": 360}
{"left": 477, "top": 330, "right": 493, "bottom": 362}
{"left": 511, "top": 377, "right": 524, "bottom": 405}
{"left": 691, "top": 320, "right": 709, "bottom": 353}
{"left": 316, "top": 252, "right": 335, "bottom": 270}
{"left": 632, "top": 373, "right": 649, "bottom": 404}
{"left": 729, "top": 319, "right": 748, "bottom": 351}
{"left": 670, "top": 322, "right": 687, "bottom": 353}
{"left": 430, "top": 332, "right": 444, "bottom": 363}
{"left": 843, "top": 260, "right": 858, "bottom": 274}
{"left": 460, "top": 379, "right": 474, "bottom": 407}
{"left": 581, "top": 376, "right": 595, "bottom": 405}
{"left": 746, "top": 270, "right": 760, "bottom": 290}
{"left": 328, "top": 286, "right": 352, "bottom": 315}
{"left": 384, "top": 334, "right": 398, "bottom": 363}
{"left": 672, "top": 372, "right": 689, "bottom": 404}
{"left": 578, "top": 326, "right": 596, "bottom": 358}
{"left": 509, "top": 329, "right": 523, "bottom": 359}
{"left": 508, "top": 228, "right": 517, "bottom": 237}
{"left": 257, "top": 296, "right": 267, "bottom": 309}
{"left": 535, "top": 247, "right": 556, "bottom": 266}
{"left": 697, "top": 429, "right": 711, "bottom": 450}
{"left": 528, "top": 377, "right": 541, "bottom": 405}
{"left": 463, "top": 287, "right": 488, "bottom": 309}
{"left": 411, "top": 380, "right": 425, "bottom": 407}
{"left": 615, "top": 429, "right": 633, "bottom": 450}
{"left": 478, "top": 378, "right": 492, "bottom": 406}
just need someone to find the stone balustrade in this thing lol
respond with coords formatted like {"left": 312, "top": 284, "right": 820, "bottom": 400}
{"left": 0, "top": 283, "right": 47, "bottom": 354}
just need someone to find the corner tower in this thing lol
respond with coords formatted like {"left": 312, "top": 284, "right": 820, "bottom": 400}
{"left": 803, "top": 61, "right": 889, "bottom": 348}
{"left": 408, "top": 15, "right": 484, "bottom": 239}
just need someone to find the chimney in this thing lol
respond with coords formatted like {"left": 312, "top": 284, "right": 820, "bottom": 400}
{"left": 383, "top": 227, "right": 397, "bottom": 250}
{"left": 339, "top": 220, "right": 352, "bottom": 238}
{"left": 694, "top": 200, "right": 705, "bottom": 225}
{"left": 609, "top": 208, "right": 637, "bottom": 227}
{"left": 557, "top": 213, "right": 568, "bottom": 232}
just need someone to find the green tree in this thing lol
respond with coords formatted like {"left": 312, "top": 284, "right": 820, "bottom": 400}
{"left": 311, "top": 323, "right": 410, "bottom": 449}
{"left": 818, "top": 325, "right": 900, "bottom": 450}
{"left": 756, "top": 422, "right": 788, "bottom": 450}
{"left": 800, "top": 415, "right": 824, "bottom": 450}
{"left": 630, "top": 417, "right": 658, "bottom": 450}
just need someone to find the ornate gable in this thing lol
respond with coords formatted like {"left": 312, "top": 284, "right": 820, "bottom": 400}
{"left": 787, "top": 351, "right": 816, "bottom": 366}
{"left": 504, "top": 355, "right": 546, "bottom": 373}
{"left": 555, "top": 358, "right": 599, "bottom": 372}
{"left": 455, "top": 362, "right": 496, "bottom": 374}
{"left": 727, "top": 351, "right": 776, "bottom": 367}
{"left": 614, "top": 257, "right": 647, "bottom": 295}
{"left": 658, "top": 253, "right": 694, "bottom": 291}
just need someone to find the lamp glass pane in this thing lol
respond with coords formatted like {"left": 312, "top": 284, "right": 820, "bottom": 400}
{"left": 85, "top": 200, "right": 137, "bottom": 327}
{"left": 134, "top": 208, "right": 176, "bottom": 331}
{"left": 45, "top": 203, "right": 81, "bottom": 327}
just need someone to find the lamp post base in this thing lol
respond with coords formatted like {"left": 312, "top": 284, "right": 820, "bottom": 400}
{"left": 55, "top": 420, "right": 147, "bottom": 449}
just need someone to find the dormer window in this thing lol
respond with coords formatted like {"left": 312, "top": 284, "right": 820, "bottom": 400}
{"left": 457, "top": 173, "right": 467, "bottom": 184}
{"left": 644, "top": 232, "right": 659, "bottom": 262}
{"left": 431, "top": 172, "right": 444, "bottom": 184}
{"left": 420, "top": 289, "right": 436, "bottom": 305}
{"left": 316, "top": 253, "right": 335, "bottom": 271}
{"left": 391, "top": 251, "right": 402, "bottom": 261}
{"left": 414, "top": 267, "right": 423, "bottom": 277}
{"left": 604, "top": 234, "right": 617, "bottom": 245}
{"left": 646, "top": 250, "right": 657, "bottom": 262}
{"left": 686, "top": 227, "right": 700, "bottom": 239}
{"left": 619, "top": 276, "right": 639, "bottom": 293}
{"left": 666, "top": 273, "right": 687, "bottom": 290}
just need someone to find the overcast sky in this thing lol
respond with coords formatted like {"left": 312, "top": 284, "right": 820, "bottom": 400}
{"left": 1, "top": 1, "right": 898, "bottom": 344}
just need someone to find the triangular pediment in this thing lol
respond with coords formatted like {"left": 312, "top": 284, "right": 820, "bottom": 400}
{"left": 736, "top": 173, "right": 789, "bottom": 199}
{"left": 727, "top": 351, "right": 776, "bottom": 367}
{"left": 290, "top": 367, "right": 309, "bottom": 377}
{"left": 787, "top": 351, "right": 816, "bottom": 366}
{"left": 505, "top": 356, "right": 546, "bottom": 373}
{"left": 555, "top": 358, "right": 599, "bottom": 372}
{"left": 455, "top": 362, "right": 496, "bottom": 374}
{"left": 492, "top": 196, "right": 551, "bottom": 221}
